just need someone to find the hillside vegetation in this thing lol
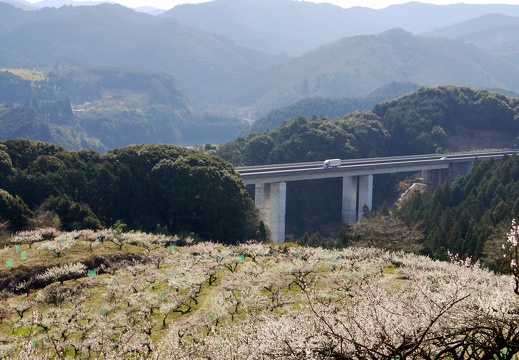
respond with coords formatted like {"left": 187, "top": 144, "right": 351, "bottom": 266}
{"left": 0, "top": 231, "right": 518, "bottom": 359}
{"left": 2, "top": 3, "right": 519, "bottom": 357}
{"left": 374, "top": 85, "right": 519, "bottom": 155}
{"left": 0, "top": 3, "right": 281, "bottom": 109}
{"left": 217, "top": 86, "right": 519, "bottom": 238}
{"left": 398, "top": 154, "right": 519, "bottom": 266}
{"left": 1, "top": 2, "right": 519, "bottom": 114}
{"left": 224, "top": 29, "right": 519, "bottom": 112}
{"left": 3, "top": 86, "right": 512, "bottom": 244}
{"left": 247, "top": 81, "right": 420, "bottom": 134}
{"left": 424, "top": 14, "right": 519, "bottom": 64}
{"left": 0, "top": 67, "right": 247, "bottom": 150}
{"left": 219, "top": 86, "right": 519, "bottom": 166}
{"left": 2, "top": 84, "right": 510, "bottom": 263}
{"left": 0, "top": 140, "right": 258, "bottom": 243}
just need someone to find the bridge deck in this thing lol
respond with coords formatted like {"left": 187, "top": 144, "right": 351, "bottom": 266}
{"left": 236, "top": 151, "right": 517, "bottom": 185}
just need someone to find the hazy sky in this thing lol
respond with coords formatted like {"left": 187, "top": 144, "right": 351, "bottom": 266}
{"left": 24, "top": 0, "right": 519, "bottom": 10}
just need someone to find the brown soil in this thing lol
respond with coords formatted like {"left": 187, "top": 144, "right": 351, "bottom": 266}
{"left": 447, "top": 124, "right": 516, "bottom": 152}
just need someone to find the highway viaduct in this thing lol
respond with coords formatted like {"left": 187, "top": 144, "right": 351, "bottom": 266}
{"left": 236, "top": 151, "right": 518, "bottom": 244}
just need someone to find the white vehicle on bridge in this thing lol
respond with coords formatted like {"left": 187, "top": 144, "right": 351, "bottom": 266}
{"left": 323, "top": 158, "right": 341, "bottom": 169}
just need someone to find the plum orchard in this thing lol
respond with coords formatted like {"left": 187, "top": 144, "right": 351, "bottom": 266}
{"left": 1, "top": 230, "right": 519, "bottom": 359}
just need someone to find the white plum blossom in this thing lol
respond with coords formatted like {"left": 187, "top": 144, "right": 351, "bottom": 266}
{"left": 38, "top": 233, "right": 76, "bottom": 258}
{"left": 36, "top": 262, "right": 87, "bottom": 285}
{"left": 2, "top": 239, "right": 519, "bottom": 358}
{"left": 503, "top": 218, "right": 519, "bottom": 293}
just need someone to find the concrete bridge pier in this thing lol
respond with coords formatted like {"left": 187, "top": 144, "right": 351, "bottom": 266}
{"left": 342, "top": 174, "right": 373, "bottom": 223}
{"left": 422, "top": 169, "right": 449, "bottom": 186}
{"left": 423, "top": 160, "right": 473, "bottom": 186}
{"left": 449, "top": 160, "right": 473, "bottom": 180}
{"left": 342, "top": 176, "right": 357, "bottom": 223}
{"left": 358, "top": 175, "right": 373, "bottom": 220}
{"left": 240, "top": 152, "right": 513, "bottom": 246}
{"left": 254, "top": 182, "right": 286, "bottom": 244}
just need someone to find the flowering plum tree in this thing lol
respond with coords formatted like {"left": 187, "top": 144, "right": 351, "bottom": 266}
{"left": 121, "top": 231, "right": 170, "bottom": 254}
{"left": 504, "top": 219, "right": 519, "bottom": 295}
{"left": 36, "top": 262, "right": 87, "bottom": 285}
{"left": 38, "top": 233, "right": 75, "bottom": 258}
{"left": 1, "top": 236, "right": 519, "bottom": 359}
{"left": 10, "top": 228, "right": 59, "bottom": 249}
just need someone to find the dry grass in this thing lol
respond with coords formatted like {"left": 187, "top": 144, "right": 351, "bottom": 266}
{"left": 0, "top": 240, "right": 146, "bottom": 271}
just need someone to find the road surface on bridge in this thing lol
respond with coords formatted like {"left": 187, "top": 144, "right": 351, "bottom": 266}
{"left": 235, "top": 151, "right": 517, "bottom": 184}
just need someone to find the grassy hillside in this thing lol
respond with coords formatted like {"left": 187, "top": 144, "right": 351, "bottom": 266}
{"left": 0, "top": 229, "right": 518, "bottom": 358}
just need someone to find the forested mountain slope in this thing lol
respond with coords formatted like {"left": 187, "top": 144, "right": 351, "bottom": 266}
{"left": 0, "top": 67, "right": 247, "bottom": 150}
{"left": 0, "top": 69, "right": 420, "bottom": 151}
{"left": 0, "top": 3, "right": 282, "bottom": 107}
{"left": 220, "top": 29, "right": 519, "bottom": 113}
{"left": 219, "top": 86, "right": 519, "bottom": 166}
{"left": 247, "top": 82, "right": 420, "bottom": 134}
{"left": 399, "top": 155, "right": 519, "bottom": 267}
{"left": 424, "top": 13, "right": 519, "bottom": 40}
{"left": 424, "top": 14, "right": 519, "bottom": 63}
{"left": 1, "top": 2, "right": 519, "bottom": 115}
{"left": 0, "top": 140, "right": 258, "bottom": 242}
{"left": 0, "top": 2, "right": 34, "bottom": 34}
{"left": 373, "top": 85, "right": 519, "bottom": 155}
{"left": 164, "top": 0, "right": 376, "bottom": 56}
{"left": 0, "top": 0, "right": 34, "bottom": 11}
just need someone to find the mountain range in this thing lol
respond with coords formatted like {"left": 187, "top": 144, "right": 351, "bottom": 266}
{"left": 217, "top": 28, "right": 519, "bottom": 114}
{"left": 165, "top": 0, "right": 519, "bottom": 56}
{"left": 424, "top": 13, "right": 519, "bottom": 64}
{"left": 1, "top": 0, "right": 519, "bottom": 122}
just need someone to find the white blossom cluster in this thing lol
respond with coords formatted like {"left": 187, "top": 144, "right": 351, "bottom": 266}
{"left": 120, "top": 231, "right": 171, "bottom": 253}
{"left": 36, "top": 262, "right": 87, "bottom": 285}
{"left": 75, "top": 228, "right": 112, "bottom": 242}
{"left": 10, "top": 227, "right": 58, "bottom": 248}
{"left": 503, "top": 219, "right": 519, "bottom": 295}
{"left": 1, "top": 239, "right": 518, "bottom": 359}
{"left": 7, "top": 227, "right": 176, "bottom": 257}
{"left": 38, "top": 233, "right": 76, "bottom": 258}
{"left": 504, "top": 219, "right": 519, "bottom": 267}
